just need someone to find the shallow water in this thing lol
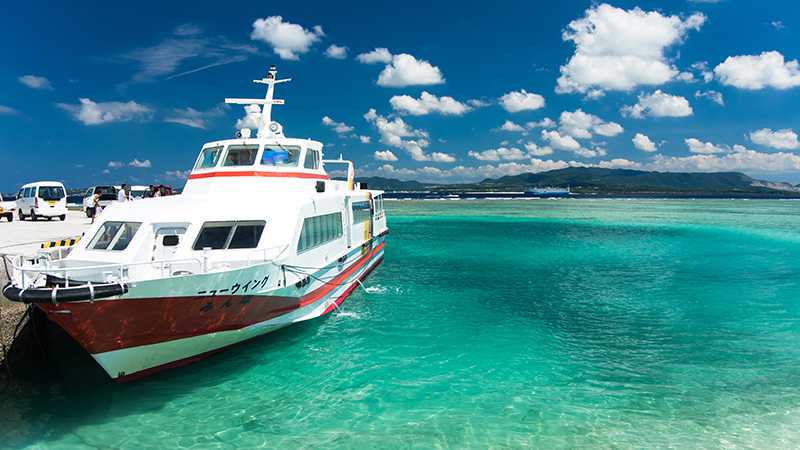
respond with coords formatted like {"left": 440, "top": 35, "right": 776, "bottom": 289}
{"left": 4, "top": 199, "right": 800, "bottom": 448}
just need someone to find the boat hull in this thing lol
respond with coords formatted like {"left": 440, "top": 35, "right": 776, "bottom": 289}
{"left": 37, "top": 241, "right": 385, "bottom": 381}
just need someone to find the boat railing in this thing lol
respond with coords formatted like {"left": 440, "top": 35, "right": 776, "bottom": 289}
{"left": 4, "top": 244, "right": 290, "bottom": 290}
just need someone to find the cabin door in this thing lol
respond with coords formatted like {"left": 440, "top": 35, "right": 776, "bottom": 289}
{"left": 152, "top": 225, "right": 187, "bottom": 261}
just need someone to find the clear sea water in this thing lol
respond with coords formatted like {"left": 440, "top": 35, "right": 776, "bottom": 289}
{"left": 4, "top": 199, "right": 800, "bottom": 449}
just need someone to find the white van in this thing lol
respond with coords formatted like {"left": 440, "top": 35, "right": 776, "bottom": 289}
{"left": 16, "top": 181, "right": 68, "bottom": 221}
{"left": 0, "top": 193, "right": 16, "bottom": 222}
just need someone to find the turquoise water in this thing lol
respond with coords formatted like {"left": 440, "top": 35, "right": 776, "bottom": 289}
{"left": 4, "top": 199, "right": 800, "bottom": 448}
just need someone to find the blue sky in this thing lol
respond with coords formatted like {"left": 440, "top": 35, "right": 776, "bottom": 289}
{"left": 2, "top": 0, "right": 800, "bottom": 191}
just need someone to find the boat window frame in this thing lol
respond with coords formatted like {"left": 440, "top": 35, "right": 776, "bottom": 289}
{"left": 192, "top": 220, "right": 266, "bottom": 251}
{"left": 303, "top": 149, "right": 320, "bottom": 170}
{"left": 194, "top": 145, "right": 225, "bottom": 170}
{"left": 87, "top": 221, "right": 143, "bottom": 252}
{"left": 222, "top": 144, "right": 259, "bottom": 167}
{"left": 260, "top": 144, "right": 302, "bottom": 168}
{"left": 297, "top": 212, "right": 343, "bottom": 254}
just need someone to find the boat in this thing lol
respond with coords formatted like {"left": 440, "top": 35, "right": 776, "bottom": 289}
{"left": 524, "top": 186, "right": 571, "bottom": 197}
{"left": 2, "top": 66, "right": 388, "bottom": 381}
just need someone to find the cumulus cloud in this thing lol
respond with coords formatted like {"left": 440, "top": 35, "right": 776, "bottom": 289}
{"left": 557, "top": 3, "right": 705, "bottom": 95}
{"left": 468, "top": 147, "right": 528, "bottom": 161}
{"left": 749, "top": 128, "right": 800, "bottom": 150}
{"left": 359, "top": 135, "right": 371, "bottom": 144}
{"left": 649, "top": 147, "right": 800, "bottom": 173}
{"left": 250, "top": 16, "right": 323, "bottom": 60}
{"left": 499, "top": 89, "right": 545, "bottom": 112}
{"left": 322, "top": 116, "right": 355, "bottom": 134}
{"left": 685, "top": 137, "right": 726, "bottom": 154}
{"left": 364, "top": 108, "right": 453, "bottom": 162}
{"left": 18, "top": 75, "right": 52, "bottom": 90}
{"left": 496, "top": 120, "right": 526, "bottom": 132}
{"left": 691, "top": 61, "right": 714, "bottom": 83}
{"left": 374, "top": 150, "right": 398, "bottom": 161}
{"left": 235, "top": 104, "right": 261, "bottom": 129}
{"left": 129, "top": 159, "right": 152, "bottom": 168}
{"left": 0, "top": 105, "right": 17, "bottom": 115}
{"left": 524, "top": 142, "right": 554, "bottom": 156}
{"left": 621, "top": 90, "right": 693, "bottom": 118}
{"left": 542, "top": 130, "right": 581, "bottom": 151}
{"left": 389, "top": 91, "right": 471, "bottom": 116}
{"left": 714, "top": 51, "right": 800, "bottom": 90}
{"left": 325, "top": 44, "right": 348, "bottom": 59}
{"left": 164, "top": 105, "right": 225, "bottom": 129}
{"left": 525, "top": 118, "right": 556, "bottom": 129}
{"left": 694, "top": 90, "right": 724, "bottom": 106}
{"left": 632, "top": 133, "right": 657, "bottom": 152}
{"left": 107, "top": 161, "right": 124, "bottom": 169}
{"left": 356, "top": 47, "right": 393, "bottom": 64}
{"left": 57, "top": 98, "right": 152, "bottom": 125}
{"left": 558, "top": 109, "right": 623, "bottom": 138}
{"left": 376, "top": 54, "right": 445, "bottom": 87}
{"left": 164, "top": 169, "right": 191, "bottom": 180}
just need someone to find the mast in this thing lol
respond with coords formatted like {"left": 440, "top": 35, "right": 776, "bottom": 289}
{"left": 225, "top": 65, "right": 291, "bottom": 138}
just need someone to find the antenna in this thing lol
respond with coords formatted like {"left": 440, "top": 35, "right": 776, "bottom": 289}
{"left": 225, "top": 65, "right": 291, "bottom": 138}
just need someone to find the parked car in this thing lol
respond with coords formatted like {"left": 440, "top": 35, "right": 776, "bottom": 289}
{"left": 0, "top": 193, "right": 16, "bottom": 221}
{"left": 16, "top": 181, "right": 68, "bottom": 221}
{"left": 82, "top": 185, "right": 118, "bottom": 217}
{"left": 130, "top": 185, "right": 149, "bottom": 199}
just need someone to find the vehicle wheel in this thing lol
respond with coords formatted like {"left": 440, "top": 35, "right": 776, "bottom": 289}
{"left": 59, "top": 214, "right": 66, "bottom": 221}
{"left": 18, "top": 210, "right": 25, "bottom": 221}
{"left": 86, "top": 207, "right": 94, "bottom": 218}
{"left": 5, "top": 213, "right": 12, "bottom": 222}
{"left": 31, "top": 210, "right": 38, "bottom": 221}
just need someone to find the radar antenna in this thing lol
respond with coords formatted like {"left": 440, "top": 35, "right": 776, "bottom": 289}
{"left": 225, "top": 65, "right": 291, "bottom": 138}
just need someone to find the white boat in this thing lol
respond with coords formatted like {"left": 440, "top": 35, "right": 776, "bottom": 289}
{"left": 3, "top": 66, "right": 388, "bottom": 381}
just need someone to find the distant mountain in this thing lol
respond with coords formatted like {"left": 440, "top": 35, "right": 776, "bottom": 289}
{"left": 478, "top": 167, "right": 766, "bottom": 193}
{"left": 356, "top": 168, "right": 800, "bottom": 196}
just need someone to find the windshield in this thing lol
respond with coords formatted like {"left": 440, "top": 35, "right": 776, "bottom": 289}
{"left": 261, "top": 145, "right": 300, "bottom": 167}
{"left": 223, "top": 145, "right": 258, "bottom": 167}
{"left": 88, "top": 222, "right": 141, "bottom": 251}
{"left": 195, "top": 146, "right": 223, "bottom": 169}
{"left": 38, "top": 186, "right": 65, "bottom": 200}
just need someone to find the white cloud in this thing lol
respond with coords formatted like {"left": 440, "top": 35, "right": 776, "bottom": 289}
{"left": 325, "top": 44, "right": 348, "bottom": 59}
{"left": 676, "top": 71, "right": 695, "bottom": 83}
{"left": 250, "top": 16, "right": 323, "bottom": 60}
{"left": 525, "top": 118, "right": 556, "bottom": 129}
{"left": 373, "top": 150, "right": 398, "bottom": 161}
{"left": 467, "top": 99, "right": 491, "bottom": 108}
{"left": 694, "top": 90, "right": 724, "bottom": 106}
{"left": 621, "top": 90, "right": 693, "bottom": 118}
{"left": 542, "top": 129, "right": 581, "bottom": 151}
{"left": 164, "top": 105, "right": 225, "bottom": 129}
{"left": 18, "top": 75, "right": 52, "bottom": 90}
{"left": 770, "top": 21, "right": 786, "bottom": 31}
{"left": 164, "top": 169, "right": 190, "bottom": 180}
{"left": 685, "top": 137, "right": 726, "bottom": 154}
{"left": 524, "top": 142, "right": 554, "bottom": 156}
{"left": 376, "top": 54, "right": 444, "bottom": 87}
{"left": 235, "top": 104, "right": 261, "bottom": 129}
{"left": 691, "top": 61, "right": 714, "bottom": 83}
{"left": 749, "top": 128, "right": 800, "bottom": 150}
{"left": 714, "top": 51, "right": 800, "bottom": 90}
{"left": 557, "top": 3, "right": 705, "bottom": 95}
{"left": 356, "top": 47, "right": 393, "bottom": 64}
{"left": 632, "top": 133, "right": 657, "bottom": 152}
{"left": 497, "top": 120, "right": 526, "bottom": 132}
{"left": 468, "top": 147, "right": 528, "bottom": 161}
{"left": 129, "top": 159, "right": 152, "bottom": 168}
{"left": 430, "top": 152, "right": 456, "bottom": 163}
{"left": 107, "top": 161, "right": 124, "bottom": 169}
{"left": 358, "top": 135, "right": 371, "bottom": 144}
{"left": 389, "top": 91, "right": 471, "bottom": 116}
{"left": 499, "top": 89, "right": 545, "bottom": 112}
{"left": 57, "top": 98, "right": 151, "bottom": 125}
{"left": 558, "top": 109, "right": 623, "bottom": 139}
{"left": 322, "top": 116, "right": 354, "bottom": 134}
{"left": 649, "top": 147, "right": 800, "bottom": 173}
{"left": 364, "top": 108, "right": 432, "bottom": 162}
{"left": 0, "top": 105, "right": 17, "bottom": 115}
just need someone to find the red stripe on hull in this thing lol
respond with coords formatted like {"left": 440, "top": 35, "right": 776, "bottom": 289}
{"left": 188, "top": 170, "right": 329, "bottom": 180}
{"left": 39, "top": 242, "right": 384, "bottom": 354}
{"left": 115, "top": 255, "right": 384, "bottom": 383}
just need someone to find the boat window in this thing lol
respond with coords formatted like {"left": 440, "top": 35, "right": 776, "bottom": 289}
{"left": 38, "top": 186, "right": 65, "bottom": 200}
{"left": 228, "top": 223, "right": 265, "bottom": 249}
{"left": 352, "top": 201, "right": 371, "bottom": 224}
{"left": 303, "top": 149, "right": 320, "bottom": 170}
{"left": 374, "top": 195, "right": 384, "bottom": 215}
{"left": 88, "top": 222, "right": 142, "bottom": 251}
{"left": 193, "top": 221, "right": 266, "bottom": 250}
{"left": 261, "top": 145, "right": 300, "bottom": 167}
{"left": 223, "top": 145, "right": 258, "bottom": 167}
{"left": 297, "top": 213, "right": 342, "bottom": 253}
{"left": 195, "top": 146, "right": 223, "bottom": 169}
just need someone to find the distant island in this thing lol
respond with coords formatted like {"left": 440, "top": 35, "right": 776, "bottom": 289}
{"left": 357, "top": 168, "right": 800, "bottom": 198}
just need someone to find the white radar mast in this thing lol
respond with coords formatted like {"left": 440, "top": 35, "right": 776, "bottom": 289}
{"left": 225, "top": 65, "right": 291, "bottom": 139}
